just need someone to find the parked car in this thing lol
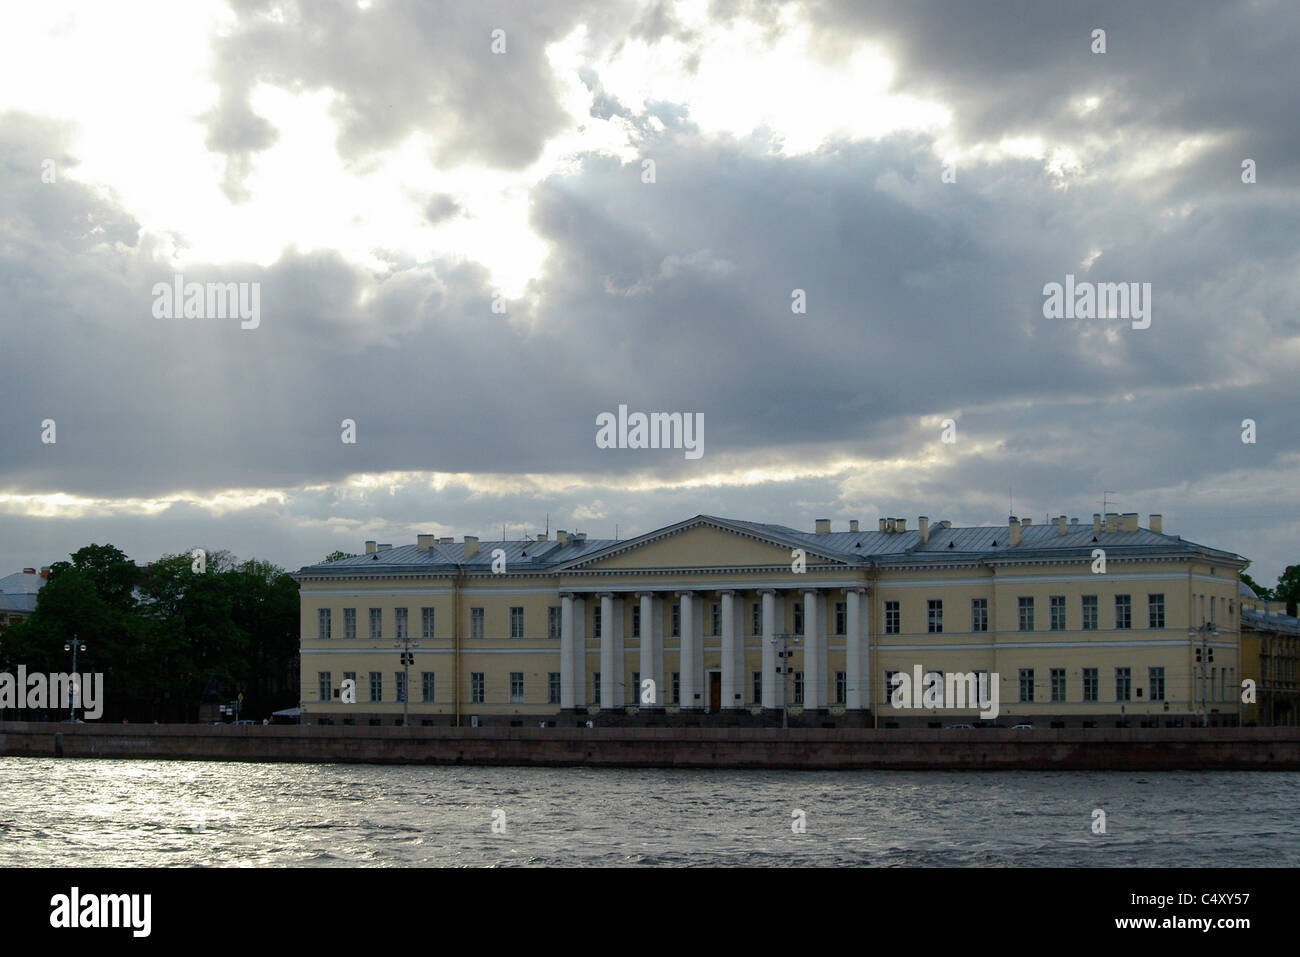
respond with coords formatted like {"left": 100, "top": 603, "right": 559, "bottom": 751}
{"left": 946, "top": 723, "right": 974, "bottom": 729}
{"left": 1011, "top": 723, "right": 1034, "bottom": 730}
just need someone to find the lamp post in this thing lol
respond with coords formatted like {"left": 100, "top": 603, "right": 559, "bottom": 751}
{"left": 62, "top": 636, "right": 86, "bottom": 721}
{"left": 394, "top": 633, "right": 419, "bottom": 727}
{"left": 1190, "top": 619, "right": 1219, "bottom": 727}
{"left": 771, "top": 632, "right": 800, "bottom": 729}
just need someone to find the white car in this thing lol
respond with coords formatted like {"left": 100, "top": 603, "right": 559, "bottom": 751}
{"left": 1011, "top": 723, "right": 1034, "bottom": 730}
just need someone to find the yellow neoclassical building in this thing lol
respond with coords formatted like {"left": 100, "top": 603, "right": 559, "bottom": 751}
{"left": 295, "top": 512, "right": 1249, "bottom": 728}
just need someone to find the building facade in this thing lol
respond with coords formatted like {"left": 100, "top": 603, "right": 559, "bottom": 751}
{"left": 295, "top": 512, "right": 1248, "bottom": 727}
{"left": 1240, "top": 582, "right": 1300, "bottom": 726}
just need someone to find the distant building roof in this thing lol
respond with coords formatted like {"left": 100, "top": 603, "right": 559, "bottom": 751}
{"left": 1242, "top": 607, "right": 1300, "bottom": 636}
{"left": 0, "top": 570, "right": 45, "bottom": 615}
{"left": 1240, "top": 580, "right": 1259, "bottom": 599}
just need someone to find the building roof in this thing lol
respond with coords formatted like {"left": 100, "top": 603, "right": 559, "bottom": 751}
{"left": 294, "top": 513, "right": 1247, "bottom": 578}
{"left": 0, "top": 570, "right": 44, "bottom": 614}
{"left": 1242, "top": 607, "right": 1300, "bottom": 636}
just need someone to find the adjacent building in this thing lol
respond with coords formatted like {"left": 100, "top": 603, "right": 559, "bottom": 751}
{"left": 0, "top": 567, "right": 48, "bottom": 633}
{"left": 1240, "top": 582, "right": 1299, "bottom": 725}
{"left": 294, "top": 512, "right": 1248, "bottom": 727}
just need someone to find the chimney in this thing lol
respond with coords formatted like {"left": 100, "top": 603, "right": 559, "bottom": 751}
{"left": 365, "top": 541, "right": 377, "bottom": 555}
{"left": 463, "top": 536, "right": 479, "bottom": 558}
{"left": 939, "top": 520, "right": 952, "bottom": 529}
{"left": 22, "top": 567, "right": 35, "bottom": 575}
{"left": 1021, "top": 517, "right": 1032, "bottom": 526}
{"left": 1122, "top": 512, "right": 1139, "bottom": 533}
{"left": 1092, "top": 514, "right": 1102, "bottom": 534}
{"left": 417, "top": 534, "right": 435, "bottom": 551}
{"left": 40, "top": 566, "right": 51, "bottom": 579}
{"left": 1008, "top": 516, "right": 1021, "bottom": 547}
{"left": 1054, "top": 516, "right": 1067, "bottom": 536}
{"left": 849, "top": 520, "right": 859, "bottom": 533}
{"left": 1149, "top": 514, "right": 1163, "bottom": 534}
{"left": 815, "top": 518, "right": 831, "bottom": 535}
{"left": 537, "top": 533, "right": 548, "bottom": 541}
{"left": 918, "top": 516, "right": 930, "bottom": 543}
{"left": 377, "top": 543, "right": 392, "bottom": 552}
{"left": 1105, "top": 513, "right": 1120, "bottom": 533}
{"left": 439, "top": 537, "right": 453, "bottom": 544}
{"left": 557, "top": 530, "right": 569, "bottom": 547}
{"left": 1070, "top": 517, "right": 1079, "bottom": 525}
{"left": 895, "top": 518, "right": 906, "bottom": 532}
{"left": 879, "top": 518, "right": 888, "bottom": 532}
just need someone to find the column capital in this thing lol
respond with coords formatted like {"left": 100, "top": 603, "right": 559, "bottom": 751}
{"left": 675, "top": 590, "right": 696, "bottom": 598}
{"left": 597, "top": 591, "right": 614, "bottom": 599}
{"left": 636, "top": 591, "right": 658, "bottom": 599}
{"left": 802, "top": 587, "right": 821, "bottom": 596}
{"left": 758, "top": 588, "right": 779, "bottom": 596}
{"left": 847, "top": 586, "right": 868, "bottom": 595}
{"left": 718, "top": 589, "right": 737, "bottom": 597}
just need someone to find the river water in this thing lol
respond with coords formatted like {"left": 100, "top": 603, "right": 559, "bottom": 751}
{"left": 1, "top": 757, "right": 1295, "bottom": 867}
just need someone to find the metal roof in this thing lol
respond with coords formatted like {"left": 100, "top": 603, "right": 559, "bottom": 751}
{"left": 295, "top": 513, "right": 1245, "bottom": 577}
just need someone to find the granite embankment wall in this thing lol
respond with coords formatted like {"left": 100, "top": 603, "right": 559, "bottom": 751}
{"left": 2, "top": 722, "right": 1299, "bottom": 769}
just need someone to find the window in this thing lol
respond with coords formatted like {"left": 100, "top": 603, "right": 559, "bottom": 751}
{"left": 1082, "top": 595, "right": 1098, "bottom": 630}
{"left": 793, "top": 602, "right": 804, "bottom": 634}
{"left": 971, "top": 598, "right": 988, "bottom": 633}
{"left": 395, "top": 607, "right": 408, "bottom": 639}
{"left": 509, "top": 672, "right": 524, "bottom": 703}
{"left": 593, "top": 672, "right": 601, "bottom": 702}
{"left": 318, "top": 672, "right": 331, "bottom": 702}
{"left": 510, "top": 606, "right": 524, "bottom": 639}
{"left": 318, "top": 608, "right": 331, "bottom": 639}
{"left": 884, "top": 601, "right": 900, "bottom": 635}
{"left": 548, "top": 672, "right": 561, "bottom": 705}
{"left": 1083, "top": 668, "right": 1098, "bottom": 702}
{"left": 927, "top": 599, "right": 943, "bottom": 633}
{"left": 369, "top": 608, "right": 382, "bottom": 639}
{"left": 421, "top": 607, "right": 435, "bottom": 639}
{"left": 1019, "top": 668, "right": 1034, "bottom": 703}
{"left": 711, "top": 602, "right": 721, "bottom": 636}
{"left": 1050, "top": 668, "right": 1066, "bottom": 702}
{"left": 793, "top": 671, "right": 804, "bottom": 705}
{"left": 1115, "top": 667, "right": 1132, "bottom": 701}
{"left": 752, "top": 602, "right": 762, "bottom": 636}
{"left": 671, "top": 671, "right": 680, "bottom": 705}
{"left": 884, "top": 670, "right": 900, "bottom": 704}
{"left": 1149, "top": 666, "right": 1165, "bottom": 702}
{"left": 548, "top": 606, "right": 562, "bottom": 640}
{"left": 395, "top": 671, "right": 407, "bottom": 704}
{"left": 1018, "top": 597, "right": 1034, "bottom": 631}
{"left": 369, "top": 672, "right": 382, "bottom": 702}
{"left": 470, "top": 607, "right": 485, "bottom": 640}
{"left": 752, "top": 670, "right": 762, "bottom": 704}
{"left": 1148, "top": 594, "right": 1165, "bottom": 629}
{"left": 631, "top": 604, "right": 641, "bottom": 638}
{"left": 343, "top": 607, "right": 356, "bottom": 639}
{"left": 1115, "top": 595, "right": 1132, "bottom": 629}
{"left": 593, "top": 604, "right": 601, "bottom": 636}
{"left": 343, "top": 671, "right": 355, "bottom": 692}
{"left": 1050, "top": 596, "right": 1066, "bottom": 631}
{"left": 421, "top": 672, "right": 435, "bottom": 703}
{"left": 470, "top": 672, "right": 485, "bottom": 704}
{"left": 835, "top": 670, "right": 846, "bottom": 705}
{"left": 835, "top": 602, "right": 847, "bottom": 635}
{"left": 671, "top": 604, "right": 680, "bottom": 637}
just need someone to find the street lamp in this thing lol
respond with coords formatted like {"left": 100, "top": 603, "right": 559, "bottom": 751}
{"left": 771, "top": 632, "right": 800, "bottom": 729}
{"left": 394, "top": 633, "right": 420, "bottom": 727}
{"left": 1190, "top": 619, "right": 1220, "bottom": 727}
{"left": 62, "top": 637, "right": 86, "bottom": 721}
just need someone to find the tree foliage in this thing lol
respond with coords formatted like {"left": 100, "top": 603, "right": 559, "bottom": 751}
{"left": 1, "top": 544, "right": 299, "bottom": 722}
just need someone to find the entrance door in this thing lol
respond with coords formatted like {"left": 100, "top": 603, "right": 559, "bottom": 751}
{"left": 709, "top": 672, "right": 722, "bottom": 712}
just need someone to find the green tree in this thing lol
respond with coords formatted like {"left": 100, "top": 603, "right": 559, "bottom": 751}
{"left": 322, "top": 550, "right": 358, "bottom": 563}
{"left": 1276, "top": 564, "right": 1300, "bottom": 616}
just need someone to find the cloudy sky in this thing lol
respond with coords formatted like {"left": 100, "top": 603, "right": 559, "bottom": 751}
{"left": 1, "top": 0, "right": 1296, "bottom": 583}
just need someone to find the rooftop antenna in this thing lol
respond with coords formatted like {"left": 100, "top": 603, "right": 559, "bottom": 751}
{"left": 615, "top": 523, "right": 619, "bottom": 540}
{"left": 545, "top": 513, "right": 549, "bottom": 538}
{"left": 1098, "top": 490, "right": 1115, "bottom": 514}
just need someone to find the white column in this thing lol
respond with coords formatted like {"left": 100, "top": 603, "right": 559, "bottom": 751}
{"left": 613, "top": 596, "right": 625, "bottom": 707}
{"left": 721, "top": 591, "right": 738, "bottom": 709}
{"left": 600, "top": 593, "right": 615, "bottom": 710}
{"left": 679, "top": 592, "right": 698, "bottom": 709}
{"left": 804, "top": 589, "right": 824, "bottom": 709}
{"left": 761, "top": 590, "right": 778, "bottom": 709}
{"left": 652, "top": 595, "right": 665, "bottom": 705}
{"left": 732, "top": 592, "right": 747, "bottom": 708}
{"left": 846, "top": 588, "right": 865, "bottom": 711}
{"left": 572, "top": 596, "right": 586, "bottom": 707}
{"left": 560, "top": 594, "right": 576, "bottom": 709}
{"left": 638, "top": 593, "right": 658, "bottom": 706}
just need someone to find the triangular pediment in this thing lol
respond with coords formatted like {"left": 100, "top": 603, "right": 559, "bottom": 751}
{"left": 559, "top": 517, "right": 848, "bottom": 571}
